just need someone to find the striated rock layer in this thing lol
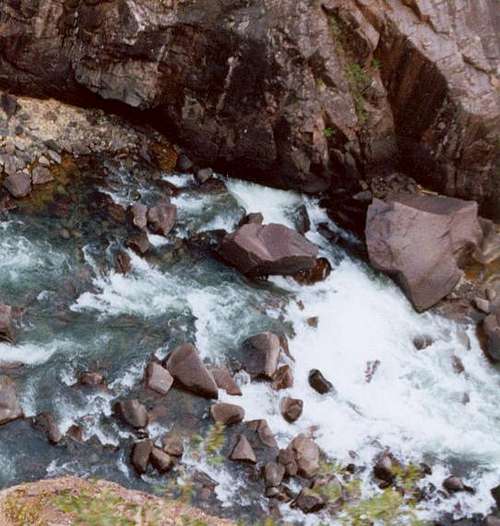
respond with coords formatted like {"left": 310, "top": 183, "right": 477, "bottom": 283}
{"left": 0, "top": 0, "right": 497, "bottom": 216}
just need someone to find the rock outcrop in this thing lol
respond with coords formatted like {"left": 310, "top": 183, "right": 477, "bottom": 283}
{"left": 366, "top": 194, "right": 483, "bottom": 311}
{"left": 0, "top": 0, "right": 497, "bottom": 216}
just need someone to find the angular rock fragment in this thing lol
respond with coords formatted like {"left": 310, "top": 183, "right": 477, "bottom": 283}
{"left": 145, "top": 362, "right": 173, "bottom": 396}
{"left": 210, "top": 402, "right": 245, "bottom": 425}
{"left": 230, "top": 435, "right": 256, "bottom": 463}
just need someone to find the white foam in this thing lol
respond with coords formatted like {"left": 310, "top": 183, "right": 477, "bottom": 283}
{"left": 226, "top": 178, "right": 303, "bottom": 227}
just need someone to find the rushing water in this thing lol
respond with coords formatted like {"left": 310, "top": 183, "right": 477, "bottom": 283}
{"left": 0, "top": 162, "right": 498, "bottom": 524}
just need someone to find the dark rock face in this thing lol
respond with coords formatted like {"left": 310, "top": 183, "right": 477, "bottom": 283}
{"left": 219, "top": 223, "right": 319, "bottom": 277}
{"left": 0, "top": 376, "right": 23, "bottom": 425}
{"left": 147, "top": 202, "right": 177, "bottom": 237}
{"left": 366, "top": 195, "right": 483, "bottom": 311}
{"left": 3, "top": 173, "right": 31, "bottom": 198}
{"left": 0, "top": 0, "right": 497, "bottom": 216}
{"left": 165, "top": 343, "right": 218, "bottom": 399}
{"left": 293, "top": 489, "right": 325, "bottom": 514}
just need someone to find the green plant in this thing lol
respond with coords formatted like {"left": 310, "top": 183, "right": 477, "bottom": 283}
{"left": 3, "top": 491, "right": 44, "bottom": 526}
{"left": 323, "top": 127, "right": 334, "bottom": 138}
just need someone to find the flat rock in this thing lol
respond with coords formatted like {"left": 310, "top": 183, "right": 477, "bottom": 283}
{"left": 0, "top": 375, "right": 23, "bottom": 425}
{"left": 210, "top": 402, "right": 245, "bottom": 425}
{"left": 165, "top": 343, "right": 218, "bottom": 399}
{"left": 145, "top": 362, "right": 173, "bottom": 396}
{"left": 366, "top": 195, "right": 483, "bottom": 311}
{"left": 219, "top": 223, "right": 318, "bottom": 276}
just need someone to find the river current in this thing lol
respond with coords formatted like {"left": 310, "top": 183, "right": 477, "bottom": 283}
{"left": 0, "top": 163, "right": 498, "bottom": 524}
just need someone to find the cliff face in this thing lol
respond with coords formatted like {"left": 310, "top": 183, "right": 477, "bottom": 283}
{"left": 0, "top": 0, "right": 498, "bottom": 216}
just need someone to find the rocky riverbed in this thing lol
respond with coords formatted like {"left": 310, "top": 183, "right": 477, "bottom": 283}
{"left": 0, "top": 90, "right": 498, "bottom": 525}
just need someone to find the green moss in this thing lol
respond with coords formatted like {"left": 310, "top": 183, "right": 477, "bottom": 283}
{"left": 3, "top": 491, "right": 44, "bottom": 526}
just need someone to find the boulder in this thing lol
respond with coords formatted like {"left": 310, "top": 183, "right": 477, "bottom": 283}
{"left": 219, "top": 223, "right": 318, "bottom": 276}
{"left": 263, "top": 462, "right": 285, "bottom": 487}
{"left": 144, "top": 362, "right": 173, "bottom": 396}
{"left": 482, "top": 308, "right": 500, "bottom": 362}
{"left": 278, "top": 448, "right": 298, "bottom": 477}
{"left": 32, "top": 412, "right": 62, "bottom": 445}
{"left": 366, "top": 195, "right": 483, "bottom": 311}
{"left": 246, "top": 419, "right": 277, "bottom": 449}
{"left": 287, "top": 435, "right": 320, "bottom": 479}
{"left": 293, "top": 489, "right": 325, "bottom": 513}
{"left": 292, "top": 257, "right": 332, "bottom": 285}
{"left": 114, "top": 400, "right": 149, "bottom": 429}
{"left": 230, "top": 435, "right": 256, "bottom": 463}
{"left": 373, "top": 453, "right": 397, "bottom": 483}
{"left": 308, "top": 369, "right": 334, "bottom": 394}
{"left": 126, "top": 233, "right": 151, "bottom": 255}
{"left": 280, "top": 397, "right": 303, "bottom": 423}
{"left": 0, "top": 376, "right": 23, "bottom": 425}
{"left": 31, "top": 166, "right": 54, "bottom": 185}
{"left": 147, "top": 202, "right": 176, "bottom": 237}
{"left": 165, "top": 343, "right": 218, "bottom": 399}
{"left": 129, "top": 203, "right": 148, "bottom": 231}
{"left": 78, "top": 371, "right": 105, "bottom": 387}
{"left": 150, "top": 447, "right": 173, "bottom": 473}
{"left": 0, "top": 304, "right": 15, "bottom": 343}
{"left": 272, "top": 365, "right": 294, "bottom": 391}
{"left": 195, "top": 167, "right": 213, "bottom": 184}
{"left": 210, "top": 403, "right": 245, "bottom": 425}
{"left": 3, "top": 172, "right": 31, "bottom": 198}
{"left": 241, "top": 332, "right": 281, "bottom": 380}
{"left": 210, "top": 366, "right": 242, "bottom": 396}
{"left": 131, "top": 439, "right": 153, "bottom": 475}
{"left": 442, "top": 476, "right": 474, "bottom": 494}
{"left": 162, "top": 433, "right": 184, "bottom": 457}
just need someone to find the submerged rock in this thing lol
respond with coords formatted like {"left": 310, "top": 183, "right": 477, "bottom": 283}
{"left": 115, "top": 251, "right": 132, "bottom": 274}
{"left": 373, "top": 452, "right": 398, "bottom": 483}
{"left": 292, "top": 257, "right": 332, "bottom": 285}
{"left": 219, "top": 223, "right": 318, "bottom": 276}
{"left": 230, "top": 434, "right": 256, "bottom": 464}
{"left": 78, "top": 371, "right": 105, "bottom": 387}
{"left": 165, "top": 343, "right": 218, "bottom": 399}
{"left": 0, "top": 304, "right": 15, "bottom": 343}
{"left": 210, "top": 403, "right": 245, "bottom": 425}
{"left": 366, "top": 195, "right": 483, "bottom": 311}
{"left": 127, "top": 232, "right": 151, "bottom": 255}
{"left": 241, "top": 332, "right": 281, "bottom": 380}
{"left": 443, "top": 476, "right": 474, "bottom": 494}
{"left": 0, "top": 375, "right": 23, "bottom": 425}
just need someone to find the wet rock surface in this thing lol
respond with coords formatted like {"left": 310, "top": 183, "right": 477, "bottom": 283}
{"left": 366, "top": 195, "right": 483, "bottom": 311}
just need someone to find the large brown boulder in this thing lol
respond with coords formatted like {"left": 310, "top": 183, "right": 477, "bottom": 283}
{"left": 287, "top": 435, "right": 320, "bottom": 479}
{"left": 165, "top": 343, "right": 218, "bottom": 399}
{"left": 241, "top": 332, "right": 281, "bottom": 380}
{"left": 219, "top": 223, "right": 318, "bottom": 277}
{"left": 366, "top": 195, "right": 483, "bottom": 311}
{"left": 0, "top": 375, "right": 23, "bottom": 425}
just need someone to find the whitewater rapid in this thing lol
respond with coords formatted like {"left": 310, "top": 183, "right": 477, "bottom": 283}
{"left": 0, "top": 171, "right": 498, "bottom": 523}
